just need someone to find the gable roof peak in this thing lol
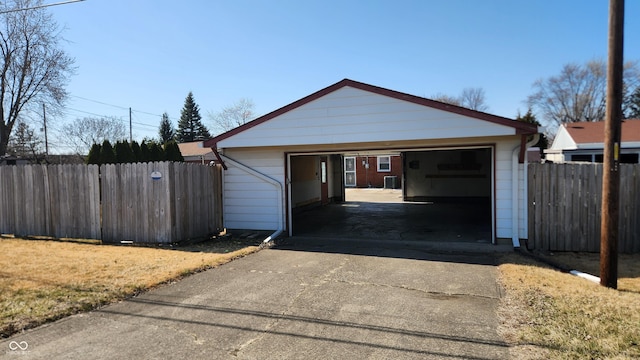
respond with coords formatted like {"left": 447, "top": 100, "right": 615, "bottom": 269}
{"left": 204, "top": 79, "right": 538, "bottom": 148}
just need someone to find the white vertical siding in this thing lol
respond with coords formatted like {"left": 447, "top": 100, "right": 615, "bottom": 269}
{"left": 494, "top": 139, "right": 527, "bottom": 239}
{"left": 222, "top": 149, "right": 285, "bottom": 230}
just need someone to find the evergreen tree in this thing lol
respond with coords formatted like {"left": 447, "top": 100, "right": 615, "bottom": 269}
{"left": 86, "top": 143, "right": 101, "bottom": 165}
{"left": 130, "top": 140, "right": 142, "bottom": 162}
{"left": 627, "top": 86, "right": 640, "bottom": 119}
{"left": 149, "top": 142, "right": 164, "bottom": 162}
{"left": 140, "top": 140, "right": 151, "bottom": 162}
{"left": 176, "top": 92, "right": 210, "bottom": 142}
{"left": 158, "top": 112, "right": 175, "bottom": 144}
{"left": 99, "top": 140, "right": 116, "bottom": 164}
{"left": 516, "top": 109, "right": 549, "bottom": 156}
{"left": 164, "top": 140, "right": 184, "bottom": 162}
{"left": 114, "top": 140, "right": 134, "bottom": 163}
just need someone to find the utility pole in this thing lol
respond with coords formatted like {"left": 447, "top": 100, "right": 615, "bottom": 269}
{"left": 600, "top": 0, "right": 624, "bottom": 289}
{"left": 42, "top": 103, "right": 49, "bottom": 155}
{"left": 129, "top": 107, "right": 132, "bottom": 143}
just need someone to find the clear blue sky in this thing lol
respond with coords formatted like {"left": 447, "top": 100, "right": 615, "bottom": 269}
{"left": 46, "top": 0, "right": 640, "bottom": 153}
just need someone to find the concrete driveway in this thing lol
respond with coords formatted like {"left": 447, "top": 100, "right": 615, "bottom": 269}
{"left": 294, "top": 189, "right": 493, "bottom": 244}
{"left": 1, "top": 240, "right": 509, "bottom": 359}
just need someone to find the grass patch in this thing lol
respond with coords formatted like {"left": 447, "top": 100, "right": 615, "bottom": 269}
{"left": 498, "top": 252, "right": 640, "bottom": 359}
{"left": 0, "top": 238, "right": 260, "bottom": 338}
{"left": 541, "top": 252, "right": 640, "bottom": 293}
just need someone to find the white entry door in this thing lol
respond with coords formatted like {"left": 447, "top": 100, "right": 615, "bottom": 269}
{"left": 344, "top": 157, "right": 356, "bottom": 187}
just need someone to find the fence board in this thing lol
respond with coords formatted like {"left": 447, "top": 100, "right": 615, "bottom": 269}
{"left": 0, "top": 164, "right": 101, "bottom": 239}
{"left": 98, "top": 162, "right": 221, "bottom": 244}
{"left": 0, "top": 161, "right": 222, "bottom": 244}
{"left": 528, "top": 163, "right": 639, "bottom": 253}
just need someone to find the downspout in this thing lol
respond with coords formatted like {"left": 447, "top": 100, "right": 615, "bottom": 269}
{"left": 512, "top": 133, "right": 540, "bottom": 248}
{"left": 218, "top": 154, "right": 284, "bottom": 244}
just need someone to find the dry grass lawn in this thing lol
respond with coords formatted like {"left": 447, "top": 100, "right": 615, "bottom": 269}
{"left": 0, "top": 238, "right": 259, "bottom": 338}
{"left": 498, "top": 252, "right": 640, "bottom": 359}
{"left": 4, "top": 236, "right": 639, "bottom": 359}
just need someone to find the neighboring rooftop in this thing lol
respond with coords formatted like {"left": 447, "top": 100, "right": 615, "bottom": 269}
{"left": 177, "top": 141, "right": 213, "bottom": 157}
{"left": 564, "top": 119, "right": 640, "bottom": 144}
{"left": 177, "top": 141, "right": 215, "bottom": 163}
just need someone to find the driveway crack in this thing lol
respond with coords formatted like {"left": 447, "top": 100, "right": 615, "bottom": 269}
{"left": 230, "top": 258, "right": 350, "bottom": 357}
{"left": 332, "top": 279, "right": 500, "bottom": 300}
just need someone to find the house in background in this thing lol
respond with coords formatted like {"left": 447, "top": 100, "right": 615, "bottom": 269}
{"left": 545, "top": 119, "right": 640, "bottom": 163}
{"left": 178, "top": 141, "right": 215, "bottom": 164}
{"left": 0, "top": 156, "right": 29, "bottom": 166}
{"left": 0, "top": 154, "right": 84, "bottom": 166}
{"left": 203, "top": 79, "right": 539, "bottom": 248}
{"left": 344, "top": 155, "right": 402, "bottom": 188}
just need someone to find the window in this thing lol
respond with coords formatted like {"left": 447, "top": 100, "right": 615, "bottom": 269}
{"left": 377, "top": 156, "right": 391, "bottom": 172}
{"left": 620, "top": 153, "right": 639, "bottom": 164}
{"left": 571, "top": 154, "right": 593, "bottom": 162}
{"left": 344, "top": 157, "right": 356, "bottom": 187}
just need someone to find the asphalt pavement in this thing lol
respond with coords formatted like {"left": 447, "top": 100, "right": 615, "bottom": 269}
{"left": 1, "top": 239, "right": 510, "bottom": 359}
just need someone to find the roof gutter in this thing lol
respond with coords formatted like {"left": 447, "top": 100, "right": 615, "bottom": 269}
{"left": 218, "top": 154, "right": 284, "bottom": 244}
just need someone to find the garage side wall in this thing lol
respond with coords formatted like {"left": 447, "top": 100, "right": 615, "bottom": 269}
{"left": 495, "top": 139, "right": 526, "bottom": 239}
{"left": 290, "top": 156, "right": 321, "bottom": 208}
{"left": 404, "top": 149, "right": 491, "bottom": 198}
{"left": 222, "top": 149, "right": 285, "bottom": 230}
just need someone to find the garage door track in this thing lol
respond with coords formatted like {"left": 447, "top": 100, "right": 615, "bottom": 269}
{"left": 1, "top": 241, "right": 509, "bottom": 359}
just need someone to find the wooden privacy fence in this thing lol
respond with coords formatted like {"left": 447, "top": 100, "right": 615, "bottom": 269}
{"left": 528, "top": 163, "right": 640, "bottom": 253}
{"left": 0, "top": 164, "right": 101, "bottom": 240}
{"left": 0, "top": 162, "right": 222, "bottom": 244}
{"left": 101, "top": 162, "right": 222, "bottom": 244}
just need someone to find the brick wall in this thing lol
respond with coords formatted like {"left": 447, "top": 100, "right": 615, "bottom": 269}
{"left": 354, "top": 156, "right": 402, "bottom": 188}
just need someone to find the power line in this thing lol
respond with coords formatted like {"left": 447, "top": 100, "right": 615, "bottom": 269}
{"left": 71, "top": 95, "right": 130, "bottom": 111}
{"left": 0, "top": 0, "right": 85, "bottom": 14}
{"left": 131, "top": 112, "right": 157, "bottom": 129}
{"left": 132, "top": 109, "right": 164, "bottom": 118}
{"left": 71, "top": 95, "right": 164, "bottom": 118}
{"left": 64, "top": 108, "right": 157, "bottom": 129}
{"left": 65, "top": 107, "right": 113, "bottom": 118}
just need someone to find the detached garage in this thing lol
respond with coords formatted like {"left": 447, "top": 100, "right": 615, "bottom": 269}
{"left": 204, "top": 79, "right": 539, "bottom": 248}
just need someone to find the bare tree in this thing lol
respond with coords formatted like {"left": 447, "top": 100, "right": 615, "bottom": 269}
{"left": 209, "top": 98, "right": 255, "bottom": 134}
{"left": 431, "top": 88, "right": 488, "bottom": 111}
{"left": 460, "top": 88, "right": 488, "bottom": 112}
{"left": 0, "top": 0, "right": 75, "bottom": 156}
{"left": 431, "top": 93, "right": 462, "bottom": 107}
{"left": 62, "top": 116, "right": 127, "bottom": 154}
{"left": 527, "top": 59, "right": 640, "bottom": 129}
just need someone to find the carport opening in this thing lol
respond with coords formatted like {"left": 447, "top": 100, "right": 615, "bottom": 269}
{"left": 289, "top": 147, "right": 493, "bottom": 244}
